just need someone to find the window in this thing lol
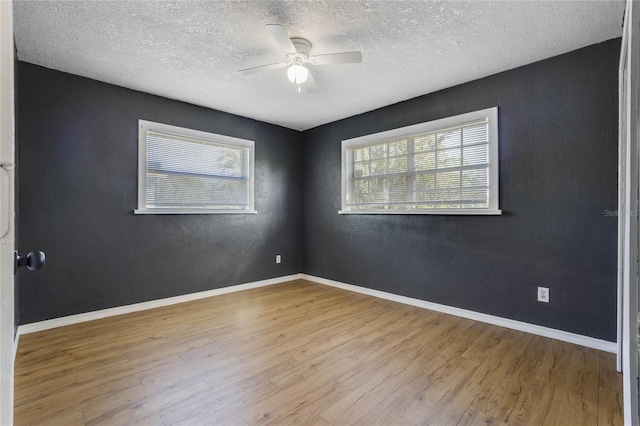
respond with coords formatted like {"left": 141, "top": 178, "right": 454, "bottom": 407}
{"left": 135, "top": 120, "right": 255, "bottom": 214}
{"left": 340, "top": 107, "right": 500, "bottom": 215}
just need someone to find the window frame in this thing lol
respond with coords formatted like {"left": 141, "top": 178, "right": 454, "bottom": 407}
{"left": 339, "top": 107, "right": 500, "bottom": 215}
{"left": 135, "top": 120, "right": 256, "bottom": 215}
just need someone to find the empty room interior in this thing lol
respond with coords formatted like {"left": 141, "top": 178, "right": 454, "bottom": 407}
{"left": 3, "top": 0, "right": 638, "bottom": 425}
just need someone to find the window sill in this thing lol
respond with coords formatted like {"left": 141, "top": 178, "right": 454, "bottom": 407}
{"left": 338, "top": 209, "right": 502, "bottom": 215}
{"left": 134, "top": 209, "right": 257, "bottom": 215}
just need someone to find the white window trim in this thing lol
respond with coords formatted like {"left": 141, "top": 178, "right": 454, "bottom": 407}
{"left": 135, "top": 120, "right": 256, "bottom": 215}
{"left": 339, "top": 107, "right": 501, "bottom": 215}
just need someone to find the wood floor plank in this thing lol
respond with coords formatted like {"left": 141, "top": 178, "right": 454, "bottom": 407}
{"left": 14, "top": 280, "right": 623, "bottom": 425}
{"left": 320, "top": 373, "right": 407, "bottom": 425}
{"left": 563, "top": 348, "right": 599, "bottom": 415}
{"left": 14, "top": 373, "right": 143, "bottom": 424}
{"left": 239, "top": 376, "right": 348, "bottom": 425}
{"left": 599, "top": 351, "right": 623, "bottom": 391}
{"left": 13, "top": 369, "right": 78, "bottom": 407}
{"left": 466, "top": 412, "right": 508, "bottom": 426}
{"left": 163, "top": 404, "right": 248, "bottom": 426}
{"left": 455, "top": 385, "right": 493, "bottom": 426}
{"left": 598, "top": 385, "right": 624, "bottom": 426}
{"left": 499, "top": 378, "right": 557, "bottom": 425}
{"left": 403, "top": 360, "right": 481, "bottom": 425}
{"left": 544, "top": 385, "right": 598, "bottom": 426}
{"left": 535, "top": 339, "right": 574, "bottom": 387}
{"left": 425, "top": 382, "right": 491, "bottom": 426}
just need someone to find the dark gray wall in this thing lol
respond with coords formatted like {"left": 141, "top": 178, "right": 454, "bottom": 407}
{"left": 17, "top": 62, "right": 303, "bottom": 324}
{"left": 302, "top": 39, "right": 620, "bottom": 342}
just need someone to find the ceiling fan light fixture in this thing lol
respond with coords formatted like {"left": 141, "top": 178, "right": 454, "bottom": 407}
{"left": 287, "top": 64, "right": 308, "bottom": 84}
{"left": 238, "top": 25, "right": 362, "bottom": 94}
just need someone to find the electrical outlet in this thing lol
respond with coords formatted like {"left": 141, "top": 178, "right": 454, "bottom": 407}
{"left": 276, "top": 255, "right": 281, "bottom": 264}
{"left": 538, "top": 287, "right": 549, "bottom": 303}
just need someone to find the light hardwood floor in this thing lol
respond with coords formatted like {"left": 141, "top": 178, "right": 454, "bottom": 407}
{"left": 14, "top": 279, "right": 623, "bottom": 425}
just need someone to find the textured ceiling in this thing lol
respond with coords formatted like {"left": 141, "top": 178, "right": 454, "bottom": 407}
{"left": 14, "top": 1, "right": 624, "bottom": 131}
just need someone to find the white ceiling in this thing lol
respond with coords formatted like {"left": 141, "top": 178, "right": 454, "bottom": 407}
{"left": 14, "top": 1, "right": 625, "bottom": 131}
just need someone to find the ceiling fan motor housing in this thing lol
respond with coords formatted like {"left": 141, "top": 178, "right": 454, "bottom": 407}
{"left": 291, "top": 38, "right": 312, "bottom": 62}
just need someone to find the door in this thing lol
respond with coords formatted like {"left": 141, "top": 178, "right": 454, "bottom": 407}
{"left": 0, "top": 0, "right": 15, "bottom": 423}
{"left": 620, "top": 0, "right": 640, "bottom": 424}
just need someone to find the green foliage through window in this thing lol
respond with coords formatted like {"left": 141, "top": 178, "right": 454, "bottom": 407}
{"left": 344, "top": 115, "right": 495, "bottom": 212}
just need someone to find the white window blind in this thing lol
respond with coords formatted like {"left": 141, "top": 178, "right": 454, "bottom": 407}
{"left": 136, "top": 121, "right": 255, "bottom": 214}
{"left": 341, "top": 107, "right": 500, "bottom": 215}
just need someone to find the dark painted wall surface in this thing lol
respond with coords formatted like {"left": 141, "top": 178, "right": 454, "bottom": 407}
{"left": 302, "top": 39, "right": 620, "bottom": 341}
{"left": 17, "top": 62, "right": 303, "bottom": 324}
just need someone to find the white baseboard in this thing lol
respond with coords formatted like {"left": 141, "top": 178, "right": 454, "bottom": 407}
{"left": 17, "top": 274, "right": 303, "bottom": 336}
{"left": 301, "top": 274, "right": 617, "bottom": 354}
{"left": 16, "top": 272, "right": 617, "bottom": 356}
{"left": 13, "top": 331, "right": 20, "bottom": 366}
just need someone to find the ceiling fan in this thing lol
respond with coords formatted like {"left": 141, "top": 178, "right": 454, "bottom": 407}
{"left": 238, "top": 24, "right": 362, "bottom": 92}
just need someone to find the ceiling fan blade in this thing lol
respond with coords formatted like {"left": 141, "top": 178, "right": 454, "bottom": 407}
{"left": 310, "top": 51, "right": 362, "bottom": 65}
{"left": 300, "top": 70, "right": 316, "bottom": 93}
{"left": 265, "top": 24, "right": 297, "bottom": 55}
{"left": 238, "top": 62, "right": 287, "bottom": 75}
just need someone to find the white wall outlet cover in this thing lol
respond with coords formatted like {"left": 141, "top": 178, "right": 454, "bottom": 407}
{"left": 538, "top": 287, "right": 550, "bottom": 303}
